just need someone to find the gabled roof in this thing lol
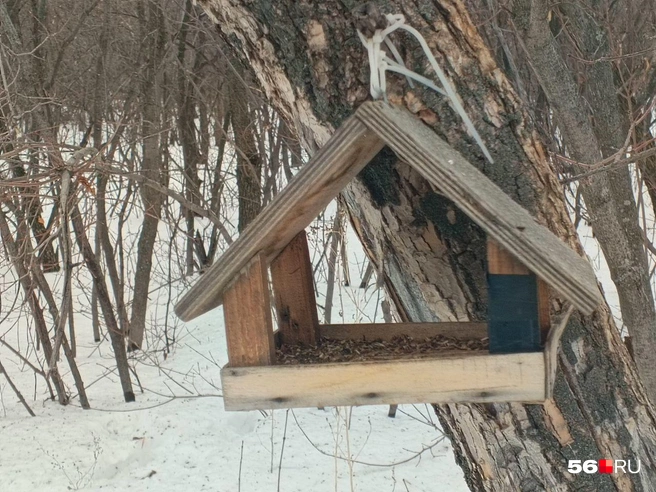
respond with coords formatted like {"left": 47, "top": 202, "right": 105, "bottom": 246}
{"left": 175, "top": 102, "right": 601, "bottom": 321}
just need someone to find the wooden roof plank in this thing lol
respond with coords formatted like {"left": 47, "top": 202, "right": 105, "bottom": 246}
{"left": 356, "top": 102, "right": 601, "bottom": 314}
{"left": 177, "top": 101, "right": 601, "bottom": 322}
{"left": 175, "top": 116, "right": 385, "bottom": 321}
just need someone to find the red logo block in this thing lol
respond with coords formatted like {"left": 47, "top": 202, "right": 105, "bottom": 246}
{"left": 599, "top": 459, "right": 614, "bottom": 474}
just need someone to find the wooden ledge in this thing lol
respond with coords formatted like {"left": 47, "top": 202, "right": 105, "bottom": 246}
{"left": 221, "top": 351, "right": 546, "bottom": 411}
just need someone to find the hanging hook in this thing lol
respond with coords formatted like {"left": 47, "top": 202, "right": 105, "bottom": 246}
{"left": 356, "top": 12, "right": 494, "bottom": 164}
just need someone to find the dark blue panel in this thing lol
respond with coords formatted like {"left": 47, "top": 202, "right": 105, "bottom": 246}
{"left": 488, "top": 274, "right": 541, "bottom": 354}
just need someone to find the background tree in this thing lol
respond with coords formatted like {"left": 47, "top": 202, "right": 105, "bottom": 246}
{"left": 0, "top": 0, "right": 303, "bottom": 406}
{"left": 128, "top": 0, "right": 168, "bottom": 350}
{"left": 193, "top": 0, "right": 656, "bottom": 489}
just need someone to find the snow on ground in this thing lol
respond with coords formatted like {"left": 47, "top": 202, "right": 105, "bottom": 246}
{"left": 0, "top": 202, "right": 469, "bottom": 492}
{"left": 0, "top": 301, "right": 467, "bottom": 492}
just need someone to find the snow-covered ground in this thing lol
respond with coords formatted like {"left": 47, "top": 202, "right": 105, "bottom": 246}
{"left": 0, "top": 309, "right": 468, "bottom": 491}
{"left": 0, "top": 311, "right": 468, "bottom": 492}
{"left": 0, "top": 202, "right": 469, "bottom": 492}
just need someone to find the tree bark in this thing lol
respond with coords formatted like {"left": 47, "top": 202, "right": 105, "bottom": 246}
{"left": 177, "top": 1, "right": 204, "bottom": 275}
{"left": 196, "top": 0, "right": 656, "bottom": 489}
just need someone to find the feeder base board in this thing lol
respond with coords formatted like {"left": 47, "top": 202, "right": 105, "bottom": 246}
{"left": 221, "top": 351, "right": 546, "bottom": 411}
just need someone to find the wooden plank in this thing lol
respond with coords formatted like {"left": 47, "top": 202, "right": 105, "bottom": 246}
{"left": 537, "top": 280, "right": 551, "bottom": 343}
{"left": 221, "top": 352, "right": 546, "bottom": 410}
{"left": 356, "top": 102, "right": 602, "bottom": 314}
{"left": 544, "top": 304, "right": 574, "bottom": 398}
{"left": 271, "top": 231, "right": 319, "bottom": 345}
{"left": 320, "top": 322, "right": 487, "bottom": 341}
{"left": 175, "top": 118, "right": 385, "bottom": 321}
{"left": 487, "top": 240, "right": 529, "bottom": 275}
{"left": 223, "top": 254, "right": 275, "bottom": 367}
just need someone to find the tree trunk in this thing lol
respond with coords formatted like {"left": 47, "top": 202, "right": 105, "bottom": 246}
{"left": 177, "top": 0, "right": 204, "bottom": 275}
{"left": 129, "top": 0, "right": 166, "bottom": 350}
{"left": 71, "top": 205, "right": 135, "bottom": 403}
{"left": 229, "top": 68, "right": 263, "bottom": 232}
{"left": 196, "top": 0, "right": 656, "bottom": 489}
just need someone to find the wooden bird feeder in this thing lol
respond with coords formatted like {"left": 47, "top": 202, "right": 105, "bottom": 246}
{"left": 175, "top": 102, "right": 601, "bottom": 411}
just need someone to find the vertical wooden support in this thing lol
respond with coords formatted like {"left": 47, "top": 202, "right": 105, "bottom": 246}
{"left": 270, "top": 231, "right": 319, "bottom": 346}
{"left": 223, "top": 254, "right": 275, "bottom": 367}
{"left": 487, "top": 241, "right": 530, "bottom": 275}
{"left": 487, "top": 240, "right": 541, "bottom": 353}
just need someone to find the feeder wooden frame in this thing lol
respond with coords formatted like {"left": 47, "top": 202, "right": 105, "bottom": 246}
{"left": 175, "top": 102, "right": 600, "bottom": 411}
{"left": 218, "top": 232, "right": 568, "bottom": 411}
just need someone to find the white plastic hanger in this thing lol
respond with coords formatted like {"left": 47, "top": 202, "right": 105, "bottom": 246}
{"left": 357, "top": 14, "right": 494, "bottom": 164}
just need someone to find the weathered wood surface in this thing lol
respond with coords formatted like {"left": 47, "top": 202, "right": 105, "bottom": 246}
{"left": 537, "top": 279, "right": 551, "bottom": 343}
{"left": 270, "top": 231, "right": 319, "bottom": 345}
{"left": 320, "top": 322, "right": 487, "bottom": 341}
{"left": 221, "top": 351, "right": 546, "bottom": 410}
{"left": 357, "top": 102, "right": 601, "bottom": 314}
{"left": 223, "top": 254, "right": 275, "bottom": 367}
{"left": 487, "top": 240, "right": 529, "bottom": 275}
{"left": 175, "top": 117, "right": 385, "bottom": 320}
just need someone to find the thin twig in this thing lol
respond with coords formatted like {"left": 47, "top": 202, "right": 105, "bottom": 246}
{"left": 560, "top": 146, "right": 656, "bottom": 184}
{"left": 277, "top": 409, "right": 290, "bottom": 492}
{"left": 291, "top": 410, "right": 445, "bottom": 467}
{"left": 238, "top": 441, "right": 244, "bottom": 492}
{"left": 96, "top": 163, "right": 233, "bottom": 245}
{"left": 0, "top": 337, "right": 46, "bottom": 378}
